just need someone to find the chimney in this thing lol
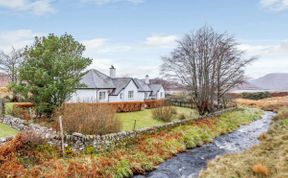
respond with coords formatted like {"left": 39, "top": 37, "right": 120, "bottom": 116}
{"left": 145, "top": 74, "right": 150, "bottom": 85}
{"left": 110, "top": 65, "right": 116, "bottom": 78}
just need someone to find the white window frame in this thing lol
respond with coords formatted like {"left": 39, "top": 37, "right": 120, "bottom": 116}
{"left": 99, "top": 91, "right": 106, "bottom": 101}
{"left": 128, "top": 91, "right": 134, "bottom": 99}
{"left": 120, "top": 93, "right": 123, "bottom": 100}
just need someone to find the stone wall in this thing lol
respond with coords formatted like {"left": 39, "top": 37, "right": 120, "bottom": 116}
{"left": 59, "top": 108, "right": 236, "bottom": 151}
{"left": 0, "top": 108, "right": 235, "bottom": 150}
{"left": 0, "top": 115, "right": 59, "bottom": 145}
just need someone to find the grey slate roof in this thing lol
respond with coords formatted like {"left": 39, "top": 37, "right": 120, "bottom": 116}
{"left": 134, "top": 79, "right": 152, "bottom": 92}
{"left": 79, "top": 69, "right": 115, "bottom": 89}
{"left": 149, "top": 84, "right": 162, "bottom": 96}
{"left": 78, "top": 69, "right": 163, "bottom": 96}
{"left": 110, "top": 78, "right": 133, "bottom": 96}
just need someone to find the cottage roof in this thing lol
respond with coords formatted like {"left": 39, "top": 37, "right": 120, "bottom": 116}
{"left": 134, "top": 79, "right": 152, "bottom": 92}
{"left": 78, "top": 69, "right": 164, "bottom": 96}
{"left": 110, "top": 78, "right": 133, "bottom": 96}
{"left": 149, "top": 84, "right": 162, "bottom": 96}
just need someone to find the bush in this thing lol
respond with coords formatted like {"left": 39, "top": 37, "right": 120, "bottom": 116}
{"left": 241, "top": 92, "right": 270, "bottom": 100}
{"left": 152, "top": 106, "right": 175, "bottom": 122}
{"left": 53, "top": 103, "right": 121, "bottom": 135}
{"left": 178, "top": 113, "right": 186, "bottom": 120}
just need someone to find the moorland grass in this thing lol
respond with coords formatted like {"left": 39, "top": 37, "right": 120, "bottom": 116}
{"left": 200, "top": 98, "right": 288, "bottom": 178}
{"left": 200, "top": 107, "right": 288, "bottom": 178}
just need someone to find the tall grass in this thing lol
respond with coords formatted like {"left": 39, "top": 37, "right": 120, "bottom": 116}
{"left": 152, "top": 106, "right": 177, "bottom": 122}
{"left": 53, "top": 103, "right": 121, "bottom": 135}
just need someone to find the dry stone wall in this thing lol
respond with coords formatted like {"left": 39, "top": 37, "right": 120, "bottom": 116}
{"left": 0, "top": 115, "right": 59, "bottom": 145}
{"left": 0, "top": 108, "right": 235, "bottom": 150}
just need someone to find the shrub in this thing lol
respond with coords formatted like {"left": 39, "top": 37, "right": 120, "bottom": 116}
{"left": 145, "top": 99, "right": 167, "bottom": 109}
{"left": 241, "top": 92, "right": 270, "bottom": 100}
{"left": 152, "top": 106, "right": 175, "bottom": 122}
{"left": 252, "top": 164, "right": 269, "bottom": 176}
{"left": 178, "top": 113, "right": 186, "bottom": 120}
{"left": 53, "top": 103, "right": 121, "bottom": 135}
{"left": 12, "top": 106, "right": 31, "bottom": 120}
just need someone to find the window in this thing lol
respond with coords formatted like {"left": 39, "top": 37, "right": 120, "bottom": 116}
{"left": 128, "top": 91, "right": 134, "bottom": 99}
{"left": 160, "top": 92, "right": 163, "bottom": 98}
{"left": 99, "top": 91, "right": 106, "bottom": 101}
{"left": 120, "top": 93, "right": 123, "bottom": 99}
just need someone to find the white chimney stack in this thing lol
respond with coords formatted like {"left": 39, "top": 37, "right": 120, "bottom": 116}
{"left": 110, "top": 65, "right": 116, "bottom": 78}
{"left": 145, "top": 74, "right": 150, "bottom": 84}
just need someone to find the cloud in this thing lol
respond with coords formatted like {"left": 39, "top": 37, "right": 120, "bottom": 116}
{"left": 0, "top": 29, "right": 43, "bottom": 52}
{"left": 0, "top": 0, "right": 55, "bottom": 15}
{"left": 144, "top": 35, "right": 178, "bottom": 47}
{"left": 238, "top": 41, "right": 288, "bottom": 56}
{"left": 82, "top": 38, "right": 133, "bottom": 56}
{"left": 239, "top": 41, "right": 288, "bottom": 78}
{"left": 81, "top": 0, "right": 143, "bottom": 5}
{"left": 260, "top": 0, "right": 288, "bottom": 11}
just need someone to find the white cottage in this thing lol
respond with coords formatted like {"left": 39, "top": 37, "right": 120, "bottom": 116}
{"left": 69, "top": 66, "right": 165, "bottom": 103}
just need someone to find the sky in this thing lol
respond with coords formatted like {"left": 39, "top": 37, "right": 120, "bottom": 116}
{"left": 0, "top": 0, "right": 288, "bottom": 79}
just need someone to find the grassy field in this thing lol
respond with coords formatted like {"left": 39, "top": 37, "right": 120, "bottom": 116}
{"left": 0, "top": 123, "right": 18, "bottom": 138}
{"left": 117, "top": 106, "right": 199, "bottom": 131}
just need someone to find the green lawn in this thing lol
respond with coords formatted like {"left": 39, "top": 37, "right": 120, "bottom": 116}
{"left": 117, "top": 106, "right": 198, "bottom": 131}
{"left": 0, "top": 123, "right": 18, "bottom": 138}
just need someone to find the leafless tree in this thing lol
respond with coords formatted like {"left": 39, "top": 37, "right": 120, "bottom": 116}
{"left": 0, "top": 47, "right": 23, "bottom": 83}
{"left": 161, "top": 26, "right": 255, "bottom": 115}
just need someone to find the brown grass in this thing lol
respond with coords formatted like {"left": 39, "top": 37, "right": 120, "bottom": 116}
{"left": 252, "top": 163, "right": 269, "bottom": 176}
{"left": 235, "top": 96, "right": 288, "bottom": 112}
{"left": 53, "top": 103, "right": 121, "bottom": 135}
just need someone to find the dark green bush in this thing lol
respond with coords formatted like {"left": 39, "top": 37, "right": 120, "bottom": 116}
{"left": 241, "top": 92, "right": 270, "bottom": 100}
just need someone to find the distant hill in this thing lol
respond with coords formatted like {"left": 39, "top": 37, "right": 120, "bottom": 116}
{"left": 232, "top": 82, "right": 261, "bottom": 91}
{"left": 250, "top": 73, "right": 288, "bottom": 90}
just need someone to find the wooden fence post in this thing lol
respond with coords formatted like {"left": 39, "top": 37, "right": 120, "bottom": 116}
{"left": 0, "top": 99, "right": 4, "bottom": 118}
{"left": 133, "top": 120, "right": 137, "bottom": 130}
{"left": 59, "top": 116, "right": 65, "bottom": 157}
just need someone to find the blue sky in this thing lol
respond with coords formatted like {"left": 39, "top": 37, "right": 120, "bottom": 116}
{"left": 0, "top": 0, "right": 288, "bottom": 78}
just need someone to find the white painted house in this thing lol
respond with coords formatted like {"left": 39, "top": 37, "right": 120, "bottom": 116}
{"left": 69, "top": 66, "right": 165, "bottom": 103}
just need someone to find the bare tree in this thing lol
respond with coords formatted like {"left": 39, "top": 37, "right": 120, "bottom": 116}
{"left": 161, "top": 26, "right": 255, "bottom": 115}
{"left": 0, "top": 47, "right": 23, "bottom": 83}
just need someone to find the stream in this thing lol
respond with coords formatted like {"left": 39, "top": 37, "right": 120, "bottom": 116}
{"left": 134, "top": 111, "right": 276, "bottom": 178}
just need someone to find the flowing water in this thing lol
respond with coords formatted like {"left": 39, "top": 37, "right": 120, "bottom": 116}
{"left": 134, "top": 111, "right": 275, "bottom": 178}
